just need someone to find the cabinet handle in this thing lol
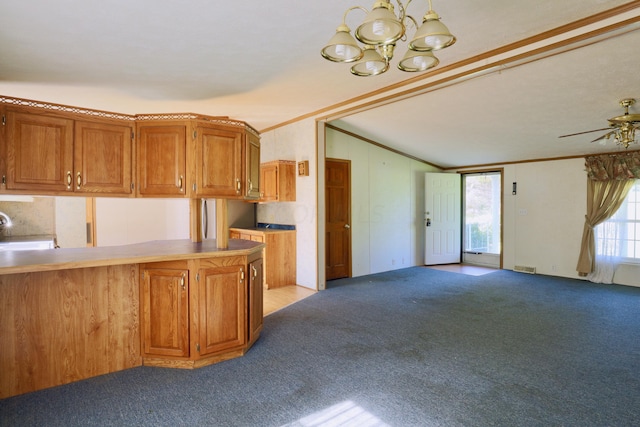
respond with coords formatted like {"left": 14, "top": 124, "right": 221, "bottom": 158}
{"left": 236, "top": 178, "right": 241, "bottom": 194}
{"left": 178, "top": 175, "right": 183, "bottom": 191}
{"left": 180, "top": 274, "right": 186, "bottom": 290}
{"left": 252, "top": 265, "right": 257, "bottom": 278}
{"left": 66, "top": 171, "right": 72, "bottom": 189}
{"left": 248, "top": 179, "right": 253, "bottom": 192}
{"left": 76, "top": 172, "right": 82, "bottom": 190}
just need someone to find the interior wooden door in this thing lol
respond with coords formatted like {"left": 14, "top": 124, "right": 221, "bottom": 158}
{"left": 325, "top": 159, "right": 351, "bottom": 280}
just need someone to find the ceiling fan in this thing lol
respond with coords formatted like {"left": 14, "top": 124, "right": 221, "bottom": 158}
{"left": 559, "top": 98, "right": 640, "bottom": 148}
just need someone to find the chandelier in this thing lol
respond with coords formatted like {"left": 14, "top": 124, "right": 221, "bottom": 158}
{"left": 596, "top": 99, "right": 640, "bottom": 149}
{"left": 321, "top": 0, "right": 456, "bottom": 77}
{"left": 612, "top": 122, "right": 636, "bottom": 148}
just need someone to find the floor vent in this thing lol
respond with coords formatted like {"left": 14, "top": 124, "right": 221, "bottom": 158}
{"left": 514, "top": 265, "right": 536, "bottom": 274}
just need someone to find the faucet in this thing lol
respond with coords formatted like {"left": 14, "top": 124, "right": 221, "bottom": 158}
{"left": 0, "top": 211, "right": 12, "bottom": 228}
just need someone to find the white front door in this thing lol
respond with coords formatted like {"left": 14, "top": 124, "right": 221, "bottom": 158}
{"left": 425, "top": 172, "right": 461, "bottom": 265}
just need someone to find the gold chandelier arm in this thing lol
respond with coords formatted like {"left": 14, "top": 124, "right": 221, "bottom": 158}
{"left": 342, "top": 6, "right": 369, "bottom": 25}
{"left": 396, "top": 0, "right": 409, "bottom": 21}
{"left": 404, "top": 15, "right": 419, "bottom": 31}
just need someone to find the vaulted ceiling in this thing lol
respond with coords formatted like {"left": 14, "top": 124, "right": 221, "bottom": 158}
{"left": 1, "top": 1, "right": 639, "bottom": 168}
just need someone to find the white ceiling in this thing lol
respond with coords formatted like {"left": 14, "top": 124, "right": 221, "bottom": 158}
{"left": 1, "top": 1, "right": 639, "bottom": 168}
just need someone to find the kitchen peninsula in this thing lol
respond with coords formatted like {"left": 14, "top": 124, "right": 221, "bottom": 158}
{"left": 0, "top": 238, "right": 264, "bottom": 399}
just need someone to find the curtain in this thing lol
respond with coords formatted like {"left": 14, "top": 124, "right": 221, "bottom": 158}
{"left": 588, "top": 215, "right": 627, "bottom": 284}
{"left": 576, "top": 152, "right": 640, "bottom": 278}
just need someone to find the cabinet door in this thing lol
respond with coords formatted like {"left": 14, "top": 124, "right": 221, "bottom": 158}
{"left": 248, "top": 257, "right": 264, "bottom": 344}
{"left": 141, "top": 268, "right": 190, "bottom": 357}
{"left": 195, "top": 126, "right": 242, "bottom": 198}
{"left": 5, "top": 111, "right": 73, "bottom": 192}
{"left": 244, "top": 132, "right": 261, "bottom": 200}
{"left": 137, "top": 124, "right": 187, "bottom": 196}
{"left": 74, "top": 121, "right": 133, "bottom": 195}
{"left": 197, "top": 264, "right": 246, "bottom": 356}
{"left": 260, "top": 163, "right": 278, "bottom": 202}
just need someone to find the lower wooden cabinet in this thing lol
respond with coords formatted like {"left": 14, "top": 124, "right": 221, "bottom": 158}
{"left": 141, "top": 265, "right": 190, "bottom": 358}
{"left": 197, "top": 261, "right": 246, "bottom": 356}
{"left": 140, "top": 253, "right": 262, "bottom": 368}
{"left": 230, "top": 228, "right": 296, "bottom": 289}
{"left": 248, "top": 256, "right": 264, "bottom": 345}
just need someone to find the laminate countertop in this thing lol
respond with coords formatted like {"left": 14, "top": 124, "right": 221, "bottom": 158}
{"left": 229, "top": 227, "right": 296, "bottom": 234}
{"left": 0, "top": 238, "right": 264, "bottom": 275}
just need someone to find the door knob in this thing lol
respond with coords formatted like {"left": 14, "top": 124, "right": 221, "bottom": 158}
{"left": 344, "top": 224, "right": 350, "bottom": 229}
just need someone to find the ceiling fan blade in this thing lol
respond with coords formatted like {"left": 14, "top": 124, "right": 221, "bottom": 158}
{"left": 590, "top": 131, "right": 615, "bottom": 143}
{"left": 558, "top": 128, "right": 612, "bottom": 138}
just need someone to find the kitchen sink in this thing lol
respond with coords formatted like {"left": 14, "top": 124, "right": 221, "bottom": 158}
{"left": 0, "top": 235, "right": 57, "bottom": 251}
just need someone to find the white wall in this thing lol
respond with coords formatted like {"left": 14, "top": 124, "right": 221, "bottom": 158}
{"left": 95, "top": 198, "right": 190, "bottom": 246}
{"left": 487, "top": 158, "right": 586, "bottom": 279}
{"left": 460, "top": 158, "right": 639, "bottom": 287}
{"left": 326, "top": 127, "right": 440, "bottom": 277}
{"left": 258, "top": 119, "right": 318, "bottom": 289}
{"left": 55, "top": 197, "right": 87, "bottom": 248}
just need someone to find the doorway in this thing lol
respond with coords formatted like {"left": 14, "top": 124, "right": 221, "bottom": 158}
{"left": 462, "top": 171, "right": 502, "bottom": 268}
{"left": 424, "top": 172, "right": 461, "bottom": 265}
{"left": 325, "top": 159, "right": 351, "bottom": 280}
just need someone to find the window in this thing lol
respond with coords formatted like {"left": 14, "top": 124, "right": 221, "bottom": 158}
{"left": 463, "top": 172, "right": 501, "bottom": 255}
{"left": 595, "top": 180, "right": 640, "bottom": 263}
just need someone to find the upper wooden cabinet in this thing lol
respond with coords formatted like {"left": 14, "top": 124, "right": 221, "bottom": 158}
{"left": 75, "top": 121, "right": 134, "bottom": 194}
{"left": 5, "top": 111, "right": 73, "bottom": 193}
{"left": 0, "top": 98, "right": 260, "bottom": 200}
{"left": 194, "top": 125, "right": 243, "bottom": 198}
{"left": 193, "top": 123, "right": 261, "bottom": 200}
{"left": 137, "top": 117, "right": 260, "bottom": 200}
{"left": 137, "top": 122, "right": 188, "bottom": 197}
{"left": 244, "top": 132, "right": 261, "bottom": 200}
{"left": 3, "top": 110, "right": 134, "bottom": 195}
{"left": 260, "top": 160, "right": 296, "bottom": 202}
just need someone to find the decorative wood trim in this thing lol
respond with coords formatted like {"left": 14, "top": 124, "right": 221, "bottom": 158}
{"left": 0, "top": 95, "right": 135, "bottom": 121}
{"left": 124, "top": 113, "right": 260, "bottom": 137}
{"left": 0, "top": 97, "right": 260, "bottom": 137}
{"left": 449, "top": 149, "right": 640, "bottom": 171}
{"left": 326, "top": 123, "right": 442, "bottom": 168}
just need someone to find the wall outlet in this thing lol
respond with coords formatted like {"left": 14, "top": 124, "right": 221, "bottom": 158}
{"left": 519, "top": 208, "right": 528, "bottom": 216}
